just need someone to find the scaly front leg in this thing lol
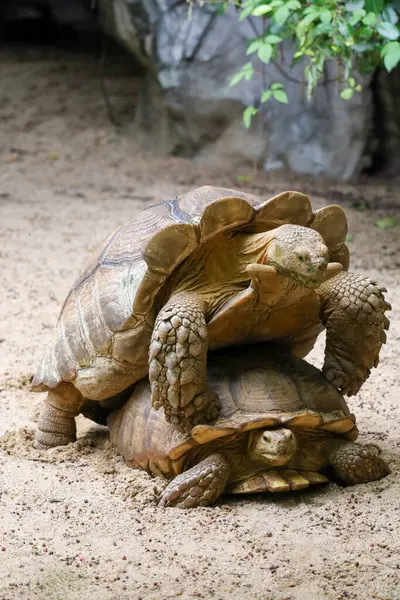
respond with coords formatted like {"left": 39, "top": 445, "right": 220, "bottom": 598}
{"left": 159, "top": 453, "right": 231, "bottom": 508}
{"left": 318, "top": 272, "right": 391, "bottom": 396}
{"left": 149, "top": 292, "right": 221, "bottom": 432}
{"left": 328, "top": 440, "right": 390, "bottom": 485}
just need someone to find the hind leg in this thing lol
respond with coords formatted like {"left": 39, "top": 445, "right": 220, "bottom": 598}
{"left": 34, "top": 383, "right": 85, "bottom": 449}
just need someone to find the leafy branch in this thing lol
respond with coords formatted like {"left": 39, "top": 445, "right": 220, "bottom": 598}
{"left": 190, "top": 0, "right": 400, "bottom": 127}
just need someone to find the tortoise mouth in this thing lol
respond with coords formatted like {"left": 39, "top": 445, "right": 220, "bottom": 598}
{"left": 267, "top": 260, "right": 325, "bottom": 288}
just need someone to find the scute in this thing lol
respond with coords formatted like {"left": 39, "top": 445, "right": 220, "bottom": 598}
{"left": 177, "top": 185, "right": 260, "bottom": 215}
{"left": 248, "top": 191, "right": 313, "bottom": 233}
{"left": 198, "top": 196, "right": 255, "bottom": 242}
{"left": 330, "top": 244, "right": 350, "bottom": 271}
{"left": 309, "top": 205, "right": 348, "bottom": 253}
{"left": 227, "top": 468, "right": 330, "bottom": 494}
{"left": 135, "top": 222, "right": 198, "bottom": 314}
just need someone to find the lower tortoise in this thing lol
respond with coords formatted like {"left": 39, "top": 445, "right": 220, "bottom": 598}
{"left": 108, "top": 344, "right": 390, "bottom": 509}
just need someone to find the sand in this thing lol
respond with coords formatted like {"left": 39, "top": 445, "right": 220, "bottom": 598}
{"left": 0, "top": 45, "right": 399, "bottom": 600}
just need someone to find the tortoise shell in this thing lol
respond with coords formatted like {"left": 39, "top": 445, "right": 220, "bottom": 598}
{"left": 32, "top": 186, "right": 348, "bottom": 397}
{"left": 109, "top": 344, "right": 358, "bottom": 479}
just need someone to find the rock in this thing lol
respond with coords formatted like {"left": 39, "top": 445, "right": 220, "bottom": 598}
{"left": 371, "top": 65, "right": 400, "bottom": 176}
{"left": 98, "top": 0, "right": 374, "bottom": 181}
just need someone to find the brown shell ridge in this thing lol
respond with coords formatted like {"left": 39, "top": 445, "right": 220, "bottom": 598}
{"left": 134, "top": 192, "right": 258, "bottom": 314}
{"left": 59, "top": 311, "right": 76, "bottom": 368}
{"left": 76, "top": 294, "right": 97, "bottom": 361}
{"left": 150, "top": 197, "right": 195, "bottom": 224}
{"left": 308, "top": 204, "right": 348, "bottom": 255}
{"left": 92, "top": 272, "right": 114, "bottom": 342}
{"left": 32, "top": 343, "right": 61, "bottom": 391}
{"left": 188, "top": 408, "right": 355, "bottom": 446}
{"left": 58, "top": 223, "right": 126, "bottom": 320}
{"left": 248, "top": 191, "right": 313, "bottom": 232}
{"left": 54, "top": 311, "right": 78, "bottom": 381}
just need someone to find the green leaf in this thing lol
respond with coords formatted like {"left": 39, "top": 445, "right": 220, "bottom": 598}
{"left": 261, "top": 89, "right": 272, "bottom": 102}
{"left": 230, "top": 71, "right": 245, "bottom": 87}
{"left": 382, "top": 7, "right": 399, "bottom": 25}
{"left": 239, "top": 6, "right": 256, "bottom": 21}
{"left": 303, "top": 12, "right": 321, "bottom": 26}
{"left": 340, "top": 88, "right": 354, "bottom": 99}
{"left": 313, "top": 22, "right": 334, "bottom": 36}
{"left": 243, "top": 106, "right": 258, "bottom": 129}
{"left": 345, "top": 234, "right": 353, "bottom": 242}
{"left": 362, "top": 12, "right": 377, "bottom": 26}
{"left": 272, "top": 89, "right": 289, "bottom": 103}
{"left": 230, "top": 63, "right": 254, "bottom": 87}
{"left": 349, "top": 8, "right": 366, "bottom": 25}
{"left": 304, "top": 6, "right": 321, "bottom": 15}
{"left": 258, "top": 43, "right": 273, "bottom": 64}
{"left": 271, "top": 82, "right": 284, "bottom": 89}
{"left": 348, "top": 76, "right": 356, "bottom": 87}
{"left": 381, "top": 41, "right": 400, "bottom": 71}
{"left": 244, "top": 70, "right": 255, "bottom": 82}
{"left": 265, "top": 35, "right": 282, "bottom": 44}
{"left": 353, "top": 202, "right": 369, "bottom": 211}
{"left": 247, "top": 39, "right": 263, "bottom": 55}
{"left": 365, "top": 0, "right": 384, "bottom": 12}
{"left": 251, "top": 5, "right": 273, "bottom": 16}
{"left": 376, "top": 216, "right": 399, "bottom": 229}
{"left": 244, "top": 62, "right": 255, "bottom": 81}
{"left": 345, "top": 1, "right": 364, "bottom": 10}
{"left": 320, "top": 9, "right": 333, "bottom": 24}
{"left": 286, "top": 0, "right": 301, "bottom": 9}
{"left": 236, "top": 174, "right": 253, "bottom": 183}
{"left": 376, "top": 21, "right": 400, "bottom": 40}
{"left": 355, "top": 84, "right": 363, "bottom": 91}
{"left": 275, "top": 5, "right": 290, "bottom": 25}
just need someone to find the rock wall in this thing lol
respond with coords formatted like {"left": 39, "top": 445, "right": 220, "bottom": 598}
{"left": 99, "top": 0, "right": 375, "bottom": 181}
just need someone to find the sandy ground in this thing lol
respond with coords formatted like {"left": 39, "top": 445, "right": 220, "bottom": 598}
{"left": 0, "top": 45, "right": 399, "bottom": 600}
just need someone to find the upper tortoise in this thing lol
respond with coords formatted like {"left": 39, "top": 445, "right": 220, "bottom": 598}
{"left": 32, "top": 186, "right": 391, "bottom": 447}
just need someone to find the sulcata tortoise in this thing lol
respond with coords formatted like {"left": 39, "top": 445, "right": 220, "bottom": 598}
{"left": 108, "top": 344, "right": 391, "bottom": 509}
{"left": 32, "top": 186, "right": 391, "bottom": 447}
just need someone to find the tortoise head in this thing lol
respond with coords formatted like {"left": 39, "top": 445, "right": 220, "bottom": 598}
{"left": 262, "top": 224, "right": 329, "bottom": 287}
{"left": 248, "top": 428, "right": 297, "bottom": 466}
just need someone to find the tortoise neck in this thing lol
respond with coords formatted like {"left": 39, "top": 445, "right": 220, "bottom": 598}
{"left": 161, "top": 231, "right": 275, "bottom": 306}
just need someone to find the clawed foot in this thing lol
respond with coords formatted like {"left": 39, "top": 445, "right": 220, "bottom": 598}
{"left": 159, "top": 453, "right": 230, "bottom": 508}
{"left": 329, "top": 442, "right": 390, "bottom": 486}
{"left": 173, "top": 389, "right": 221, "bottom": 433}
{"left": 323, "top": 352, "right": 369, "bottom": 396}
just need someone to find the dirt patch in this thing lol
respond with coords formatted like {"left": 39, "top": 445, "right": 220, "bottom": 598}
{"left": 0, "top": 45, "right": 399, "bottom": 600}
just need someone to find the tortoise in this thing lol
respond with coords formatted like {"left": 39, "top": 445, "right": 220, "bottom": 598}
{"left": 31, "top": 186, "right": 391, "bottom": 448}
{"left": 108, "top": 344, "right": 391, "bottom": 508}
